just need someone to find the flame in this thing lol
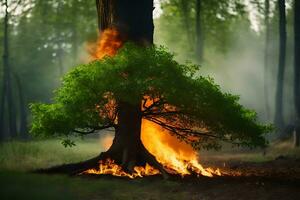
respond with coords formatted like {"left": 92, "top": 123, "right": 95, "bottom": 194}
{"left": 85, "top": 119, "right": 221, "bottom": 178}
{"left": 141, "top": 119, "right": 221, "bottom": 177}
{"left": 85, "top": 159, "right": 160, "bottom": 179}
{"left": 87, "top": 28, "right": 123, "bottom": 61}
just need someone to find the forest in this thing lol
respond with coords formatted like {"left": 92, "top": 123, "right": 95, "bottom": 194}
{"left": 0, "top": 0, "right": 299, "bottom": 199}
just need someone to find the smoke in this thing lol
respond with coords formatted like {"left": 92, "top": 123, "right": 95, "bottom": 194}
{"left": 154, "top": 18, "right": 295, "bottom": 127}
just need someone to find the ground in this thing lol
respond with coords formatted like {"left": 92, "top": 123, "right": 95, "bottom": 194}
{"left": 0, "top": 136, "right": 300, "bottom": 200}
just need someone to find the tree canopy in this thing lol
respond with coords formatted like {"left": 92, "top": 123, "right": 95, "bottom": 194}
{"left": 30, "top": 43, "right": 271, "bottom": 149}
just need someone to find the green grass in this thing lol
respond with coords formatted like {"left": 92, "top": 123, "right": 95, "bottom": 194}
{"left": 0, "top": 139, "right": 103, "bottom": 171}
{"left": 0, "top": 138, "right": 299, "bottom": 200}
{"left": 0, "top": 139, "right": 186, "bottom": 200}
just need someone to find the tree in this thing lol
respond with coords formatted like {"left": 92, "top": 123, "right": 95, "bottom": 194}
{"left": 195, "top": 0, "right": 203, "bottom": 62}
{"left": 274, "top": 0, "right": 287, "bottom": 132}
{"left": 0, "top": 0, "right": 17, "bottom": 140}
{"left": 15, "top": 73, "right": 28, "bottom": 139}
{"left": 294, "top": 0, "right": 300, "bottom": 146}
{"left": 264, "top": 0, "right": 271, "bottom": 119}
{"left": 30, "top": 0, "right": 271, "bottom": 177}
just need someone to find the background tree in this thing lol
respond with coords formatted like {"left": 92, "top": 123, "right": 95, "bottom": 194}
{"left": 264, "top": 0, "right": 271, "bottom": 118}
{"left": 156, "top": 0, "right": 246, "bottom": 62}
{"left": 0, "top": 0, "right": 23, "bottom": 140}
{"left": 274, "top": 0, "right": 287, "bottom": 132}
{"left": 294, "top": 0, "right": 300, "bottom": 146}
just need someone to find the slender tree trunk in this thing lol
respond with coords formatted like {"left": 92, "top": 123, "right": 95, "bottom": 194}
{"left": 56, "top": 1, "right": 64, "bottom": 76}
{"left": 274, "top": 0, "right": 286, "bottom": 132}
{"left": 71, "top": 0, "right": 79, "bottom": 64}
{"left": 264, "top": 0, "right": 271, "bottom": 119}
{"left": 195, "top": 0, "right": 203, "bottom": 62}
{"left": 179, "top": 0, "right": 193, "bottom": 48}
{"left": 15, "top": 73, "right": 28, "bottom": 139}
{"left": 1, "top": 0, "right": 17, "bottom": 139}
{"left": 294, "top": 0, "right": 300, "bottom": 147}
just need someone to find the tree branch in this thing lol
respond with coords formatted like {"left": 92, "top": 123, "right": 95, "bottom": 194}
{"left": 145, "top": 117, "right": 247, "bottom": 146}
{"left": 73, "top": 124, "right": 113, "bottom": 135}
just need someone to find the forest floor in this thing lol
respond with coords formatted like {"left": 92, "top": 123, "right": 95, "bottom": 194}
{"left": 0, "top": 138, "right": 300, "bottom": 200}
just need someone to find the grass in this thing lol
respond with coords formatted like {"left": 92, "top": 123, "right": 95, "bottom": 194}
{"left": 0, "top": 138, "right": 299, "bottom": 200}
{"left": 0, "top": 138, "right": 188, "bottom": 200}
{"left": 0, "top": 171, "right": 185, "bottom": 200}
{"left": 0, "top": 138, "right": 102, "bottom": 171}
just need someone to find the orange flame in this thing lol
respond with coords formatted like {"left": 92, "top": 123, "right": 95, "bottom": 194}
{"left": 88, "top": 28, "right": 123, "bottom": 61}
{"left": 85, "top": 119, "right": 221, "bottom": 178}
{"left": 85, "top": 159, "right": 159, "bottom": 179}
{"left": 141, "top": 119, "right": 221, "bottom": 177}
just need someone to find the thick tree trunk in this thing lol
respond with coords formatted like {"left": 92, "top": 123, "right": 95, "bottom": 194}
{"left": 294, "top": 0, "right": 300, "bottom": 147}
{"left": 102, "top": 0, "right": 168, "bottom": 177}
{"left": 195, "top": 0, "right": 203, "bottom": 62}
{"left": 264, "top": 0, "right": 271, "bottom": 119}
{"left": 274, "top": 0, "right": 286, "bottom": 132}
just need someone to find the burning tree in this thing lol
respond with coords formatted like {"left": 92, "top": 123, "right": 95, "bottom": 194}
{"left": 30, "top": 0, "right": 271, "bottom": 178}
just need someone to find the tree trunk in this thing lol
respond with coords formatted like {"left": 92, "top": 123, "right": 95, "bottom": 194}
{"left": 179, "top": 0, "right": 193, "bottom": 49}
{"left": 264, "top": 0, "right": 271, "bottom": 119}
{"left": 274, "top": 0, "right": 286, "bottom": 132}
{"left": 195, "top": 0, "right": 203, "bottom": 62}
{"left": 56, "top": 1, "right": 64, "bottom": 76}
{"left": 102, "top": 0, "right": 168, "bottom": 177}
{"left": 71, "top": 0, "right": 79, "bottom": 65}
{"left": 0, "top": 0, "right": 17, "bottom": 140}
{"left": 294, "top": 0, "right": 300, "bottom": 147}
{"left": 15, "top": 73, "right": 28, "bottom": 139}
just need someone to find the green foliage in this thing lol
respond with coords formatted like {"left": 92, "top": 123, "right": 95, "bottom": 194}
{"left": 30, "top": 44, "right": 272, "bottom": 149}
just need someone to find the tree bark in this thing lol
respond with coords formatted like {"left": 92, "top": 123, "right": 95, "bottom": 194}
{"left": 294, "top": 0, "right": 300, "bottom": 147}
{"left": 195, "top": 0, "right": 203, "bottom": 62}
{"left": 274, "top": 0, "right": 286, "bottom": 132}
